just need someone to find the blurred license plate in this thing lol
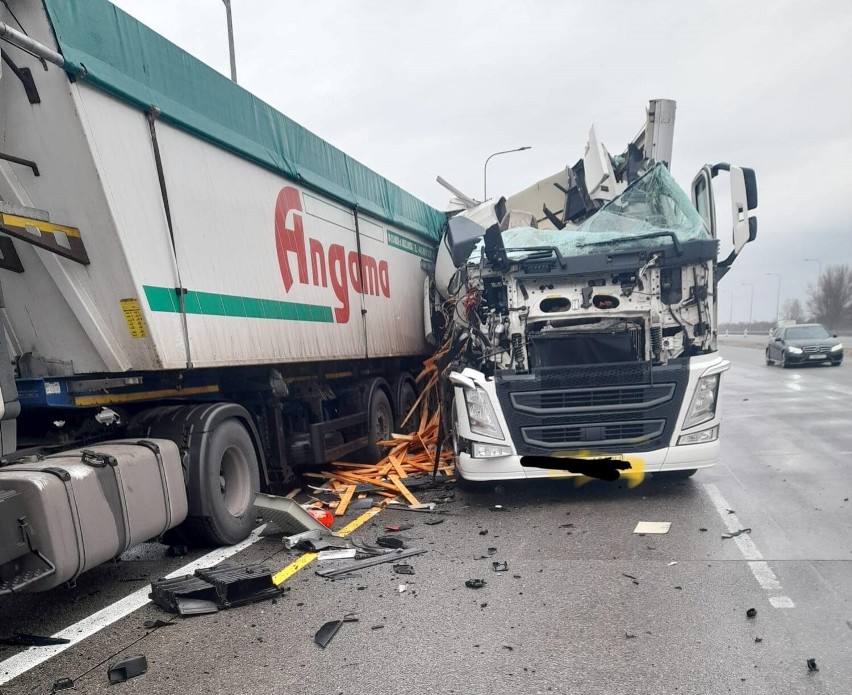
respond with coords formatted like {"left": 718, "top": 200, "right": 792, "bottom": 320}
{"left": 808, "top": 354, "right": 825, "bottom": 360}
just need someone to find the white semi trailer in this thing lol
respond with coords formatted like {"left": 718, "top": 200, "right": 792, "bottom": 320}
{"left": 434, "top": 100, "right": 758, "bottom": 484}
{"left": 0, "top": 0, "right": 444, "bottom": 593}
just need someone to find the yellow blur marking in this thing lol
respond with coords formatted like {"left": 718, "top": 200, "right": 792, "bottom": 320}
{"left": 73, "top": 384, "right": 219, "bottom": 407}
{"left": 272, "top": 504, "right": 388, "bottom": 586}
{"left": 0, "top": 213, "right": 81, "bottom": 238}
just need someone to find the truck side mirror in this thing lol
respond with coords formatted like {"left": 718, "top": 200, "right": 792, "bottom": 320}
{"left": 447, "top": 216, "right": 486, "bottom": 266}
{"left": 728, "top": 165, "right": 758, "bottom": 254}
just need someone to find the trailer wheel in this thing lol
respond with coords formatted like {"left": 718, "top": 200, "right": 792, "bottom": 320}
{"left": 361, "top": 389, "right": 393, "bottom": 462}
{"left": 186, "top": 418, "right": 259, "bottom": 545}
{"left": 395, "top": 379, "right": 418, "bottom": 433}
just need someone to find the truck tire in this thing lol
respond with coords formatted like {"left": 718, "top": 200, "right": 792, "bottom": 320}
{"left": 395, "top": 378, "right": 418, "bottom": 433}
{"left": 361, "top": 388, "right": 393, "bottom": 463}
{"left": 184, "top": 418, "right": 260, "bottom": 546}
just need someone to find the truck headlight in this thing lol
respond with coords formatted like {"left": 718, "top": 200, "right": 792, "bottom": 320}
{"left": 678, "top": 425, "right": 719, "bottom": 446}
{"left": 464, "top": 387, "right": 504, "bottom": 439}
{"left": 787, "top": 346, "right": 803, "bottom": 354}
{"left": 471, "top": 443, "right": 513, "bottom": 458}
{"left": 830, "top": 343, "right": 843, "bottom": 352}
{"left": 683, "top": 373, "right": 719, "bottom": 429}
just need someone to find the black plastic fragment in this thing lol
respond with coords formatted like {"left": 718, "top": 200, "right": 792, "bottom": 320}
{"left": 143, "top": 619, "right": 174, "bottom": 629}
{"left": 0, "top": 633, "right": 71, "bottom": 647}
{"left": 376, "top": 536, "right": 405, "bottom": 549}
{"left": 492, "top": 561, "right": 508, "bottom": 572}
{"left": 315, "top": 620, "right": 343, "bottom": 648}
{"left": 176, "top": 598, "right": 218, "bottom": 615}
{"left": 371, "top": 624, "right": 385, "bottom": 630}
{"left": 149, "top": 574, "right": 218, "bottom": 613}
{"left": 424, "top": 518, "right": 445, "bottom": 526}
{"left": 754, "top": 637, "right": 762, "bottom": 643}
{"left": 479, "top": 529, "right": 488, "bottom": 536}
{"left": 722, "top": 528, "right": 751, "bottom": 539}
{"left": 52, "top": 678, "right": 74, "bottom": 692}
{"left": 393, "top": 564, "right": 415, "bottom": 575}
{"left": 195, "top": 563, "right": 279, "bottom": 607}
{"left": 465, "top": 579, "right": 486, "bottom": 589}
{"left": 807, "top": 658, "right": 818, "bottom": 672}
{"left": 746, "top": 608, "right": 757, "bottom": 618}
{"left": 108, "top": 654, "right": 148, "bottom": 683}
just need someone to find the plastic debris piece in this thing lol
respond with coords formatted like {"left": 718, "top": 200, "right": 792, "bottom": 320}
{"left": 502, "top": 645, "right": 513, "bottom": 651}
{"left": 0, "top": 633, "right": 71, "bottom": 647}
{"left": 492, "top": 561, "right": 508, "bottom": 572}
{"left": 807, "top": 658, "right": 818, "bottom": 672}
{"left": 348, "top": 497, "right": 376, "bottom": 511}
{"left": 480, "top": 602, "right": 488, "bottom": 608}
{"left": 490, "top": 505, "right": 508, "bottom": 512}
{"left": 393, "top": 564, "right": 415, "bottom": 575}
{"left": 142, "top": 619, "right": 173, "bottom": 629}
{"left": 726, "top": 509, "right": 736, "bottom": 514}
{"left": 52, "top": 678, "right": 75, "bottom": 692}
{"left": 107, "top": 654, "right": 148, "bottom": 683}
{"left": 385, "top": 524, "right": 413, "bottom": 533}
{"left": 754, "top": 637, "right": 763, "bottom": 643}
{"left": 376, "top": 536, "right": 405, "bottom": 549}
{"left": 474, "top": 548, "right": 498, "bottom": 560}
{"left": 424, "top": 518, "right": 445, "bottom": 526}
{"left": 667, "top": 561, "right": 678, "bottom": 566}
{"left": 622, "top": 573, "right": 637, "bottom": 580}
{"left": 176, "top": 597, "right": 219, "bottom": 616}
{"left": 398, "top": 584, "right": 408, "bottom": 593}
{"left": 625, "top": 633, "right": 636, "bottom": 639}
{"left": 314, "top": 620, "right": 342, "bottom": 648}
{"left": 195, "top": 563, "right": 282, "bottom": 607}
{"left": 316, "top": 549, "right": 357, "bottom": 561}
{"left": 633, "top": 522, "right": 671, "bottom": 534}
{"left": 699, "top": 528, "right": 708, "bottom": 532}
{"left": 342, "top": 613, "right": 359, "bottom": 623}
{"left": 559, "top": 523, "right": 574, "bottom": 528}
{"left": 746, "top": 608, "right": 757, "bottom": 618}
{"left": 479, "top": 530, "right": 488, "bottom": 536}
{"left": 722, "top": 528, "right": 751, "bottom": 539}
{"left": 166, "top": 545, "right": 188, "bottom": 557}
{"left": 371, "top": 625, "right": 385, "bottom": 630}
{"left": 315, "top": 548, "right": 426, "bottom": 578}
{"left": 674, "top": 586, "right": 682, "bottom": 590}
{"left": 307, "top": 507, "right": 334, "bottom": 528}
{"left": 255, "top": 493, "right": 330, "bottom": 535}
{"left": 465, "top": 579, "right": 486, "bottom": 589}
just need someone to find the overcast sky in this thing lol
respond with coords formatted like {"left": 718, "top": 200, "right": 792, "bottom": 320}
{"left": 113, "top": 0, "right": 852, "bottom": 323}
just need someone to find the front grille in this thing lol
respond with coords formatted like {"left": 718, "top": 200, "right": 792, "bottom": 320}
{"left": 510, "top": 384, "right": 675, "bottom": 415}
{"left": 495, "top": 360, "right": 688, "bottom": 455}
{"left": 802, "top": 345, "right": 829, "bottom": 354}
{"left": 522, "top": 420, "right": 665, "bottom": 448}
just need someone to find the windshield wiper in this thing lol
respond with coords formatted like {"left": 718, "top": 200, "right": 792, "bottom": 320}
{"left": 579, "top": 231, "right": 683, "bottom": 256}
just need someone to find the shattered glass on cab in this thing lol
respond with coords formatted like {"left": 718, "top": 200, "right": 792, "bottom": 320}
{"left": 469, "top": 163, "right": 709, "bottom": 263}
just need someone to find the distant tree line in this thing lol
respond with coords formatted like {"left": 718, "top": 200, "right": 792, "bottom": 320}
{"left": 719, "top": 264, "right": 852, "bottom": 332}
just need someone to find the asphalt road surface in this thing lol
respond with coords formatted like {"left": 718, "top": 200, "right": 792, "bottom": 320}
{"left": 1, "top": 344, "right": 850, "bottom": 694}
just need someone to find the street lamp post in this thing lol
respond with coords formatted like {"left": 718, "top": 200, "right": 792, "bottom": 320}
{"left": 766, "top": 272, "right": 781, "bottom": 324}
{"left": 222, "top": 0, "right": 237, "bottom": 83}
{"left": 483, "top": 146, "right": 531, "bottom": 200}
{"left": 741, "top": 283, "right": 754, "bottom": 331}
{"left": 804, "top": 258, "right": 822, "bottom": 288}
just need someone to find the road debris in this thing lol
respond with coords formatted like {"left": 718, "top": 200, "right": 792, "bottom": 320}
{"left": 51, "top": 678, "right": 74, "bottom": 692}
{"left": 622, "top": 573, "right": 637, "bottom": 580}
{"left": 371, "top": 625, "right": 385, "bottom": 630}
{"left": 754, "top": 637, "right": 763, "bottom": 643}
{"left": 397, "top": 584, "right": 408, "bottom": 593}
{"left": 479, "top": 530, "right": 489, "bottom": 536}
{"left": 722, "top": 528, "right": 751, "bottom": 539}
{"left": 474, "top": 548, "right": 498, "bottom": 560}
{"left": 490, "top": 505, "right": 508, "bottom": 512}
{"left": 746, "top": 608, "right": 757, "bottom": 618}
{"left": 699, "top": 528, "right": 708, "bottom": 532}
{"left": 393, "top": 564, "right": 415, "bottom": 575}
{"left": 0, "top": 633, "right": 70, "bottom": 647}
{"left": 667, "top": 561, "right": 678, "bottom": 566}
{"left": 316, "top": 549, "right": 358, "bottom": 561}
{"left": 315, "top": 548, "right": 426, "bottom": 578}
{"left": 255, "top": 493, "right": 331, "bottom": 535}
{"left": 314, "top": 620, "right": 343, "bottom": 648}
{"left": 492, "top": 561, "right": 508, "bottom": 572}
{"left": 384, "top": 524, "right": 413, "bottom": 532}
{"left": 376, "top": 535, "right": 405, "bottom": 549}
{"left": 633, "top": 522, "right": 671, "bottom": 534}
{"left": 726, "top": 509, "right": 736, "bottom": 514}
{"left": 806, "top": 658, "right": 818, "bottom": 672}
{"left": 150, "top": 563, "right": 284, "bottom": 614}
{"left": 142, "top": 619, "right": 173, "bottom": 629}
{"left": 625, "top": 633, "right": 636, "bottom": 639}
{"left": 107, "top": 654, "right": 148, "bottom": 683}
{"left": 465, "top": 579, "right": 487, "bottom": 589}
{"left": 424, "top": 518, "right": 445, "bottom": 526}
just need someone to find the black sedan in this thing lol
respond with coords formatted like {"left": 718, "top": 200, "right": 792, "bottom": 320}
{"left": 766, "top": 324, "right": 843, "bottom": 367}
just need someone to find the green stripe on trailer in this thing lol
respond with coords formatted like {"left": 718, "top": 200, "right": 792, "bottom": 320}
{"left": 144, "top": 286, "right": 334, "bottom": 323}
{"left": 42, "top": 0, "right": 446, "bottom": 243}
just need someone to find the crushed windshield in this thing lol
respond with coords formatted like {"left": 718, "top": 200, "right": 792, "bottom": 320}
{"left": 467, "top": 163, "right": 709, "bottom": 263}
{"left": 785, "top": 325, "right": 831, "bottom": 340}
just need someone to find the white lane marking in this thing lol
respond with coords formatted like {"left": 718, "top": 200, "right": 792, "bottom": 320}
{"left": 0, "top": 525, "right": 266, "bottom": 686}
{"left": 769, "top": 596, "right": 795, "bottom": 608}
{"left": 703, "top": 483, "right": 795, "bottom": 608}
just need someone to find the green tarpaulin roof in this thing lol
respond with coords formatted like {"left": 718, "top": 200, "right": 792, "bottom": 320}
{"left": 42, "top": 0, "right": 445, "bottom": 243}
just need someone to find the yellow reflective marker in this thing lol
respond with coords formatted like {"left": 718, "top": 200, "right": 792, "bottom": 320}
{"left": 272, "top": 504, "right": 387, "bottom": 586}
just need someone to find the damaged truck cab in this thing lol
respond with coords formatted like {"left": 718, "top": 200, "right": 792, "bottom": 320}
{"left": 436, "top": 100, "right": 757, "bottom": 482}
